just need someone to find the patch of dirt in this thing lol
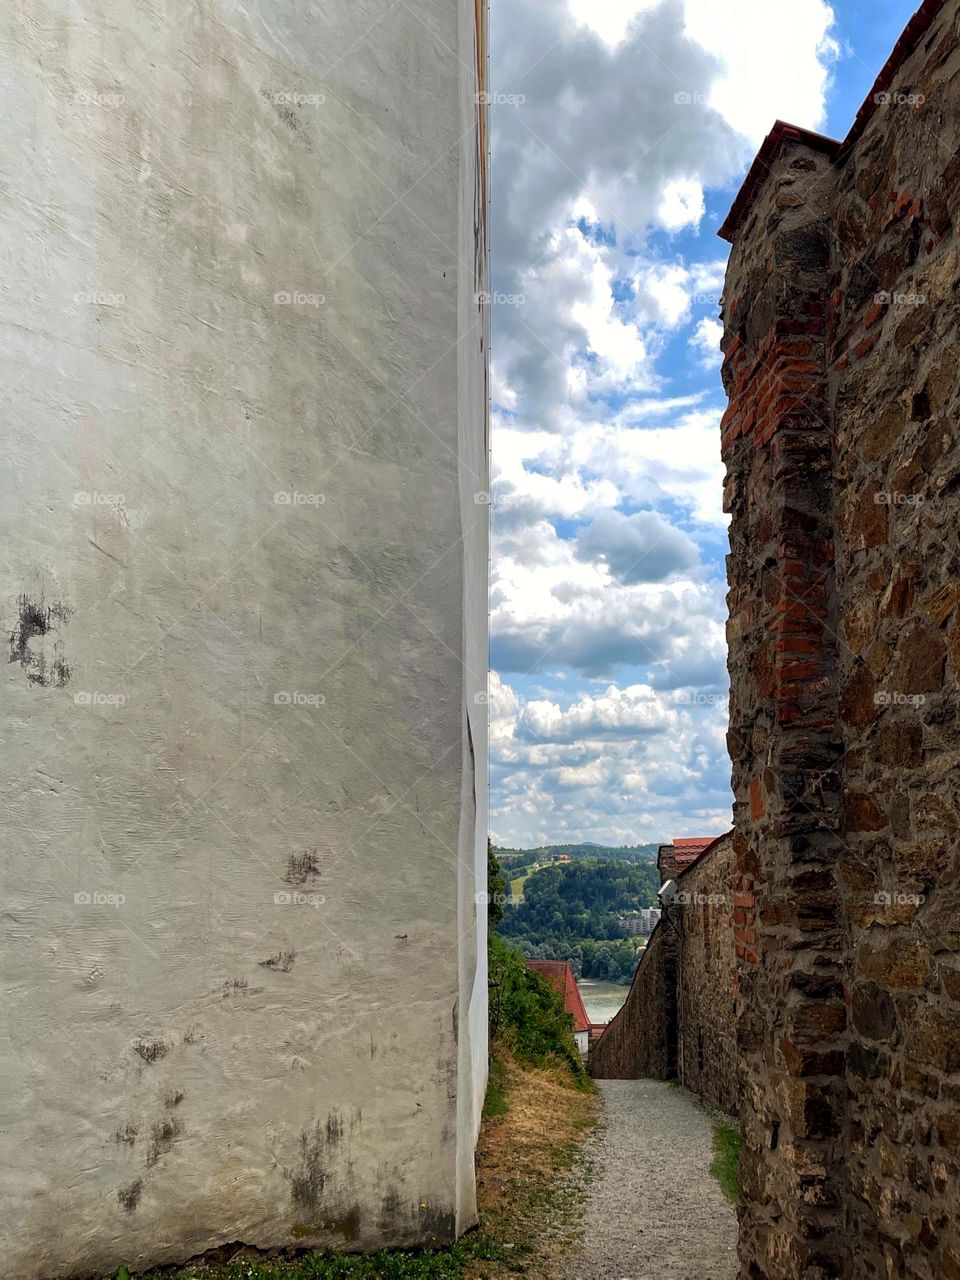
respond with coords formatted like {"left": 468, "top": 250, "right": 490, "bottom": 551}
{"left": 467, "top": 1051, "right": 600, "bottom": 1279}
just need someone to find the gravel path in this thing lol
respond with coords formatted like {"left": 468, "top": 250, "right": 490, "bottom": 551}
{"left": 561, "top": 1079, "right": 738, "bottom": 1280}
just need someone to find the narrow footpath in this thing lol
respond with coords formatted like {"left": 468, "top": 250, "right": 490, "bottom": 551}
{"left": 561, "top": 1079, "right": 738, "bottom": 1280}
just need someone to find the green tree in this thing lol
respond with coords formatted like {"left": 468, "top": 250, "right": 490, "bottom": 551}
{"left": 487, "top": 839, "right": 506, "bottom": 926}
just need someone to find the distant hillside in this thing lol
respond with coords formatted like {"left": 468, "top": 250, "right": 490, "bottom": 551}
{"left": 493, "top": 841, "right": 659, "bottom": 867}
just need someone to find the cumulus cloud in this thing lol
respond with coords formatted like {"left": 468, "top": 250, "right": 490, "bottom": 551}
{"left": 574, "top": 509, "right": 699, "bottom": 583}
{"left": 490, "top": 520, "right": 727, "bottom": 680}
{"left": 486, "top": 0, "right": 839, "bottom": 844}
{"left": 690, "top": 316, "right": 724, "bottom": 367}
{"left": 488, "top": 673, "right": 733, "bottom": 846}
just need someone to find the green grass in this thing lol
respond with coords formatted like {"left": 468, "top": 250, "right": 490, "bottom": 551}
{"left": 119, "top": 1243, "right": 473, "bottom": 1280}
{"left": 709, "top": 1122, "right": 744, "bottom": 1203}
{"left": 482, "top": 1052, "right": 510, "bottom": 1119}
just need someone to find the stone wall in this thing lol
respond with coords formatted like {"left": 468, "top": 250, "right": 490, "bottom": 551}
{"left": 592, "top": 836, "right": 738, "bottom": 1118}
{"left": 719, "top": 1, "right": 960, "bottom": 1275}
{"left": 675, "top": 835, "right": 739, "bottom": 1116}
{"left": 590, "top": 922, "right": 676, "bottom": 1080}
{"left": 0, "top": 3, "right": 488, "bottom": 1278}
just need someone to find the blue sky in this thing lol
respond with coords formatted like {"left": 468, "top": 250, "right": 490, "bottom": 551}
{"left": 487, "top": 0, "right": 918, "bottom": 848}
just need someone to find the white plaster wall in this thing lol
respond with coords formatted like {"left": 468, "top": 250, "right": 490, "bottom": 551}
{"left": 0, "top": 2, "right": 488, "bottom": 1276}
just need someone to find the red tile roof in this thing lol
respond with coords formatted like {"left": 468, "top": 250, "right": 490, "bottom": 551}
{"left": 719, "top": 0, "right": 945, "bottom": 242}
{"left": 526, "top": 959, "right": 591, "bottom": 1034}
{"left": 671, "top": 836, "right": 717, "bottom": 873}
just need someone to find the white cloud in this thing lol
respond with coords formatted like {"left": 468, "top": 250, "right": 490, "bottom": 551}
{"left": 690, "top": 316, "right": 724, "bottom": 367}
{"left": 657, "top": 177, "right": 706, "bottom": 231}
{"left": 683, "top": 0, "right": 838, "bottom": 146}
{"left": 574, "top": 508, "right": 700, "bottom": 583}
{"left": 487, "top": 0, "right": 840, "bottom": 841}
{"left": 489, "top": 673, "right": 733, "bottom": 846}
{"left": 567, "top": 0, "right": 663, "bottom": 47}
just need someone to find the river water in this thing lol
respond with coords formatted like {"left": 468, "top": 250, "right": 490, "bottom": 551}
{"left": 579, "top": 979, "right": 631, "bottom": 1026}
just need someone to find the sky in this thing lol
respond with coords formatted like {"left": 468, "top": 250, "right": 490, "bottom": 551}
{"left": 487, "top": 0, "right": 919, "bottom": 849}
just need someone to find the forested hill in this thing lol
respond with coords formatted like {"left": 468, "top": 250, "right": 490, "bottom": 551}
{"left": 493, "top": 841, "right": 659, "bottom": 866}
{"left": 500, "top": 860, "right": 659, "bottom": 943}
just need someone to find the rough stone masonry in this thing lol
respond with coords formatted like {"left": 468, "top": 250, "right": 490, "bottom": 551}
{"left": 0, "top": 3, "right": 489, "bottom": 1277}
{"left": 719, "top": 0, "right": 960, "bottom": 1276}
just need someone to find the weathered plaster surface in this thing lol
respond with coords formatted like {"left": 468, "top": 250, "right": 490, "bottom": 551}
{"left": 0, "top": 2, "right": 488, "bottom": 1276}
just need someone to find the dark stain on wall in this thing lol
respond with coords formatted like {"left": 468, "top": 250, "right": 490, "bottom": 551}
{"left": 285, "top": 849, "right": 321, "bottom": 885}
{"left": 117, "top": 1178, "right": 143, "bottom": 1213}
{"left": 8, "top": 594, "right": 70, "bottom": 687}
{"left": 133, "top": 1038, "right": 169, "bottom": 1064}
{"left": 288, "top": 1122, "right": 327, "bottom": 1211}
{"left": 259, "top": 949, "right": 296, "bottom": 971}
{"left": 146, "top": 1118, "right": 182, "bottom": 1166}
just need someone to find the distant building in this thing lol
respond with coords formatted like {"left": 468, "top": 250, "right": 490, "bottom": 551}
{"left": 618, "top": 907, "right": 661, "bottom": 936}
{"left": 525, "top": 959, "right": 592, "bottom": 1057}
